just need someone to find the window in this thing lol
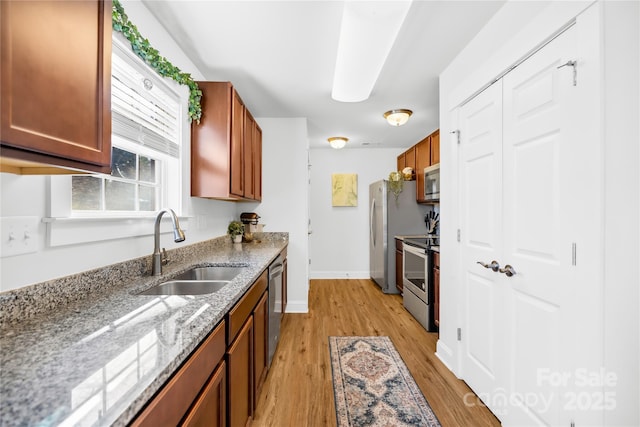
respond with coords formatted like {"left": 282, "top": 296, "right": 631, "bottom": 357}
{"left": 70, "top": 37, "right": 182, "bottom": 216}
{"left": 47, "top": 36, "right": 188, "bottom": 247}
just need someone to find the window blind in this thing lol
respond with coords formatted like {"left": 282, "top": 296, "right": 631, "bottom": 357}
{"left": 111, "top": 52, "right": 180, "bottom": 158}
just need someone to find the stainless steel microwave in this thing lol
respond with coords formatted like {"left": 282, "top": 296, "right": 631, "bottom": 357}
{"left": 424, "top": 164, "right": 440, "bottom": 201}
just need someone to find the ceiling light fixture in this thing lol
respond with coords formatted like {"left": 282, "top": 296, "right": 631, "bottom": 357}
{"left": 384, "top": 109, "right": 413, "bottom": 126}
{"left": 328, "top": 137, "right": 348, "bottom": 150}
{"left": 331, "top": 1, "right": 413, "bottom": 103}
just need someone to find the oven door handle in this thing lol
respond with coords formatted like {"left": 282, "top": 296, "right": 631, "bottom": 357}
{"left": 403, "top": 244, "right": 427, "bottom": 257}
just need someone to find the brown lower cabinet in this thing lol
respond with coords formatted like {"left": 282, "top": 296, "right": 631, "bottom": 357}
{"left": 395, "top": 239, "right": 404, "bottom": 293}
{"left": 131, "top": 269, "right": 270, "bottom": 427}
{"left": 182, "top": 361, "right": 227, "bottom": 427}
{"left": 227, "top": 316, "right": 253, "bottom": 427}
{"left": 130, "top": 321, "right": 227, "bottom": 427}
{"left": 253, "top": 292, "right": 269, "bottom": 408}
{"left": 226, "top": 270, "right": 268, "bottom": 427}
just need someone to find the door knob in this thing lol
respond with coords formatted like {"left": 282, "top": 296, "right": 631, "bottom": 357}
{"left": 499, "top": 265, "right": 516, "bottom": 277}
{"left": 476, "top": 260, "right": 500, "bottom": 272}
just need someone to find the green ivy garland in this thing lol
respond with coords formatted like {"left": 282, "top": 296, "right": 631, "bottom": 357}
{"left": 112, "top": 0, "right": 202, "bottom": 124}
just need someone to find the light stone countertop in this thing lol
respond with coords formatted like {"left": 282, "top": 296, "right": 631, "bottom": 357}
{"left": 0, "top": 233, "right": 288, "bottom": 427}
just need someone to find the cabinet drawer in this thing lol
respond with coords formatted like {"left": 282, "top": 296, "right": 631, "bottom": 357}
{"left": 131, "top": 320, "right": 226, "bottom": 427}
{"left": 227, "top": 271, "right": 268, "bottom": 343}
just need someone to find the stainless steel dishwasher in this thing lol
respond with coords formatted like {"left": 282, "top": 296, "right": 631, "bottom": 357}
{"left": 268, "top": 254, "right": 284, "bottom": 366}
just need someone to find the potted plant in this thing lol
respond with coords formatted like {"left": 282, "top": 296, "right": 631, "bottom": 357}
{"left": 227, "top": 220, "right": 244, "bottom": 243}
{"left": 388, "top": 171, "right": 404, "bottom": 200}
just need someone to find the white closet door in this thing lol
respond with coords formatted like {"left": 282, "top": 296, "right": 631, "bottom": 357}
{"left": 501, "top": 25, "right": 580, "bottom": 427}
{"left": 459, "top": 21, "right": 601, "bottom": 426}
{"left": 459, "top": 81, "right": 506, "bottom": 419}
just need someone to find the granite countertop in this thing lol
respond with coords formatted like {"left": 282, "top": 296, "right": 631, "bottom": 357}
{"left": 0, "top": 233, "right": 288, "bottom": 427}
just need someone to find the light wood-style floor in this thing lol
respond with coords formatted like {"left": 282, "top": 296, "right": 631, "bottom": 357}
{"left": 252, "top": 279, "right": 501, "bottom": 426}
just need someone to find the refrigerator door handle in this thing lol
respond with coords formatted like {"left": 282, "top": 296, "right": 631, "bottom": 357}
{"left": 370, "top": 199, "right": 376, "bottom": 246}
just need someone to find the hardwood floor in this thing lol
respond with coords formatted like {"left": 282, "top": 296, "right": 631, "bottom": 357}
{"left": 252, "top": 279, "right": 501, "bottom": 427}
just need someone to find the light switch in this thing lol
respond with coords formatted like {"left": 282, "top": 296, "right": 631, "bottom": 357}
{"left": 0, "top": 216, "right": 39, "bottom": 257}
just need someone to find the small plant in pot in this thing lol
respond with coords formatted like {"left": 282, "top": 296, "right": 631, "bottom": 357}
{"left": 227, "top": 220, "right": 244, "bottom": 243}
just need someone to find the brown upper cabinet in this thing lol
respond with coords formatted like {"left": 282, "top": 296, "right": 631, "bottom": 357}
{"left": 191, "top": 81, "right": 262, "bottom": 201}
{"left": 398, "top": 129, "right": 439, "bottom": 203}
{"left": 430, "top": 130, "right": 440, "bottom": 165}
{"left": 0, "top": 0, "right": 112, "bottom": 175}
{"left": 396, "top": 146, "right": 416, "bottom": 179}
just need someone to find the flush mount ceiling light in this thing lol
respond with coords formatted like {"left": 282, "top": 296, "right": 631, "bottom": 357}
{"left": 384, "top": 109, "right": 413, "bottom": 126}
{"left": 331, "top": 1, "right": 413, "bottom": 103}
{"left": 328, "top": 137, "right": 348, "bottom": 149}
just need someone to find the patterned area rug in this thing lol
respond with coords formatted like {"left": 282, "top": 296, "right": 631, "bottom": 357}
{"left": 329, "top": 336, "right": 441, "bottom": 427}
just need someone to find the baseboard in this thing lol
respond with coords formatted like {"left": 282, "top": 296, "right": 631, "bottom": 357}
{"left": 436, "top": 339, "right": 459, "bottom": 377}
{"left": 309, "top": 270, "right": 370, "bottom": 279}
{"left": 284, "top": 300, "right": 308, "bottom": 313}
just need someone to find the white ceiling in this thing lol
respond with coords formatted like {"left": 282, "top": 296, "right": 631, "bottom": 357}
{"left": 142, "top": 0, "right": 506, "bottom": 149}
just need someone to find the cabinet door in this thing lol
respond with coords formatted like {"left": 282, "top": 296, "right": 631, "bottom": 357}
{"left": 394, "top": 239, "right": 404, "bottom": 293}
{"left": 243, "top": 112, "right": 255, "bottom": 199}
{"left": 415, "top": 136, "right": 431, "bottom": 202}
{"left": 227, "top": 316, "right": 253, "bottom": 427}
{"left": 404, "top": 146, "right": 416, "bottom": 175}
{"left": 0, "top": 0, "right": 111, "bottom": 174}
{"left": 181, "top": 361, "right": 226, "bottom": 427}
{"left": 131, "top": 321, "right": 226, "bottom": 427}
{"left": 430, "top": 130, "right": 440, "bottom": 165}
{"left": 396, "top": 154, "right": 404, "bottom": 172}
{"left": 253, "top": 122, "right": 262, "bottom": 201}
{"left": 253, "top": 292, "right": 268, "bottom": 408}
{"left": 230, "top": 91, "right": 245, "bottom": 198}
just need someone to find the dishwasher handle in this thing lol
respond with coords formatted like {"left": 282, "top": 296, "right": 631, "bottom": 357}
{"left": 269, "top": 255, "right": 284, "bottom": 279}
{"left": 269, "top": 263, "right": 283, "bottom": 279}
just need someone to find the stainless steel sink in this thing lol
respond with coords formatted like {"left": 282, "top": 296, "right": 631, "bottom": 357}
{"left": 138, "top": 279, "right": 230, "bottom": 295}
{"left": 173, "top": 266, "right": 245, "bottom": 281}
{"left": 138, "top": 266, "right": 245, "bottom": 295}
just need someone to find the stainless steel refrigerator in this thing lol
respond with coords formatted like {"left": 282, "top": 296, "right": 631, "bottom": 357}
{"left": 369, "top": 180, "right": 429, "bottom": 293}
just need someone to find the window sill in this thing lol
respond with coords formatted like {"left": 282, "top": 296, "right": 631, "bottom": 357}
{"left": 44, "top": 215, "right": 191, "bottom": 247}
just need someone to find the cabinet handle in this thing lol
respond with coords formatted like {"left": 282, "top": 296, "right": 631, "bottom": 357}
{"left": 476, "top": 260, "right": 500, "bottom": 272}
{"left": 499, "top": 265, "right": 516, "bottom": 277}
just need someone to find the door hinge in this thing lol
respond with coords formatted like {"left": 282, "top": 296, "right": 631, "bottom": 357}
{"left": 557, "top": 60, "right": 577, "bottom": 86}
{"left": 570, "top": 421, "right": 575, "bottom": 427}
{"left": 457, "top": 328, "right": 462, "bottom": 341}
{"left": 457, "top": 229, "right": 461, "bottom": 242}
{"left": 450, "top": 129, "right": 460, "bottom": 144}
{"left": 572, "top": 243, "right": 577, "bottom": 266}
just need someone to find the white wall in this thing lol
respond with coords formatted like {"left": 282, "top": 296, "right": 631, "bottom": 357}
{"left": 438, "top": 1, "right": 639, "bottom": 425}
{"left": 253, "top": 118, "right": 310, "bottom": 312}
{"left": 308, "top": 147, "right": 400, "bottom": 279}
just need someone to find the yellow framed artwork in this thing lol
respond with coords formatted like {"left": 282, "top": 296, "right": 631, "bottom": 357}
{"left": 331, "top": 173, "right": 358, "bottom": 207}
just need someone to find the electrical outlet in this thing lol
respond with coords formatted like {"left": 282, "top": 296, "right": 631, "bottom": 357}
{"left": 0, "top": 217, "right": 39, "bottom": 257}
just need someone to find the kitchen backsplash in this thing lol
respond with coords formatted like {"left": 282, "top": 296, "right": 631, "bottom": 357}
{"left": 0, "top": 233, "right": 288, "bottom": 328}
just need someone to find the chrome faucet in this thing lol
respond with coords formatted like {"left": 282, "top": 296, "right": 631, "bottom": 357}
{"left": 152, "top": 208, "right": 186, "bottom": 276}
